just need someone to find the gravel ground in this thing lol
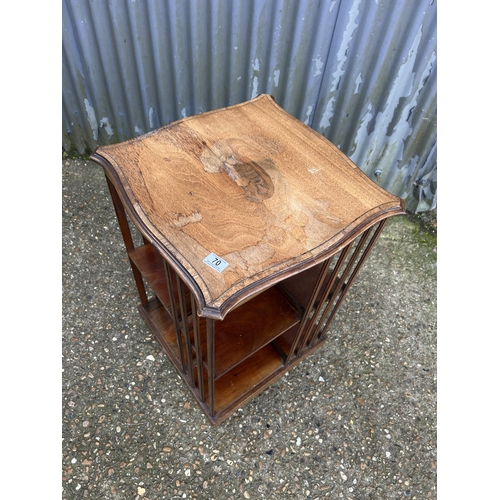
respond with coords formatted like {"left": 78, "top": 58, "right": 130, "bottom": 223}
{"left": 62, "top": 157, "right": 437, "bottom": 500}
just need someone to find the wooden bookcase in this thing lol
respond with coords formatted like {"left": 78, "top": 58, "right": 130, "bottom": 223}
{"left": 90, "top": 94, "right": 405, "bottom": 425}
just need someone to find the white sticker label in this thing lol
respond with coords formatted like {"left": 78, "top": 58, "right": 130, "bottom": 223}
{"left": 203, "top": 252, "right": 229, "bottom": 273}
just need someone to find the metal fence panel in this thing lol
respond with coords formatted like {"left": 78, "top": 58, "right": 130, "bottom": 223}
{"left": 62, "top": 0, "right": 436, "bottom": 212}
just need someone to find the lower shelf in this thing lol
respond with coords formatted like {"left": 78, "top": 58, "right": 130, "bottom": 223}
{"left": 138, "top": 299, "right": 181, "bottom": 370}
{"left": 208, "top": 327, "right": 326, "bottom": 424}
{"left": 138, "top": 298, "right": 326, "bottom": 425}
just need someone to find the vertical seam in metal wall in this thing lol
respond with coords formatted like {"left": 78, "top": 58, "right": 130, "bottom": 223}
{"left": 145, "top": 0, "right": 161, "bottom": 129}
{"left": 187, "top": 0, "right": 197, "bottom": 114}
{"left": 280, "top": 0, "right": 301, "bottom": 108}
{"left": 165, "top": 2, "right": 180, "bottom": 122}
{"left": 308, "top": 0, "right": 343, "bottom": 128}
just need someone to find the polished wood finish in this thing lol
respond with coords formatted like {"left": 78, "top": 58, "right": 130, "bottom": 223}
{"left": 90, "top": 95, "right": 405, "bottom": 425}
{"left": 92, "top": 94, "right": 404, "bottom": 320}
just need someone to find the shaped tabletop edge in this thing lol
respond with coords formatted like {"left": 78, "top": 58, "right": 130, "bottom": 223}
{"left": 91, "top": 146, "right": 404, "bottom": 320}
{"left": 89, "top": 94, "right": 406, "bottom": 320}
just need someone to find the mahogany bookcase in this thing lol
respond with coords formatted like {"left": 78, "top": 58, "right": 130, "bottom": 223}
{"left": 90, "top": 94, "right": 405, "bottom": 426}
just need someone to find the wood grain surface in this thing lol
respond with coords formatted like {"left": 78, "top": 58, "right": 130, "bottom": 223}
{"left": 91, "top": 94, "right": 404, "bottom": 318}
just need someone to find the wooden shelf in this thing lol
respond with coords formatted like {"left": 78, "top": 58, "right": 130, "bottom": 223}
{"left": 132, "top": 243, "right": 302, "bottom": 380}
{"left": 212, "top": 343, "right": 285, "bottom": 415}
{"left": 129, "top": 243, "right": 191, "bottom": 317}
{"left": 195, "top": 325, "right": 327, "bottom": 424}
{"left": 193, "top": 286, "right": 300, "bottom": 379}
{"left": 138, "top": 297, "right": 311, "bottom": 425}
{"left": 138, "top": 298, "right": 182, "bottom": 367}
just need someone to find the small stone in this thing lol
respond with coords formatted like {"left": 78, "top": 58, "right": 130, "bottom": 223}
{"left": 296, "top": 437, "right": 301, "bottom": 446}
{"left": 340, "top": 472, "right": 347, "bottom": 482}
{"left": 137, "top": 486, "right": 146, "bottom": 496}
{"left": 319, "top": 376, "right": 325, "bottom": 382}
{"left": 146, "top": 355, "right": 155, "bottom": 361}
{"left": 244, "top": 492, "right": 250, "bottom": 499}
{"left": 185, "top": 469, "right": 191, "bottom": 477}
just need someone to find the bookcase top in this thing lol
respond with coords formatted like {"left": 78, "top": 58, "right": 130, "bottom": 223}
{"left": 91, "top": 94, "right": 404, "bottom": 318}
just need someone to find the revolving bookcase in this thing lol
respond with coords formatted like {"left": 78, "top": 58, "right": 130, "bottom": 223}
{"left": 90, "top": 94, "right": 405, "bottom": 425}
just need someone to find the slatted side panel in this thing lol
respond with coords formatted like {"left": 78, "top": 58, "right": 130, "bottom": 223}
{"left": 62, "top": 0, "right": 436, "bottom": 212}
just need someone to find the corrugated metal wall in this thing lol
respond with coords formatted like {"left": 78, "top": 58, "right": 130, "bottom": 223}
{"left": 62, "top": 0, "right": 436, "bottom": 212}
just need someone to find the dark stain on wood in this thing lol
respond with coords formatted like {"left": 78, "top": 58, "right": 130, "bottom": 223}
{"left": 221, "top": 154, "right": 274, "bottom": 202}
{"left": 199, "top": 139, "right": 276, "bottom": 202}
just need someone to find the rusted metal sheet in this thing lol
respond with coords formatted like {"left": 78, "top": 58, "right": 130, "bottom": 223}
{"left": 62, "top": 0, "right": 436, "bottom": 212}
